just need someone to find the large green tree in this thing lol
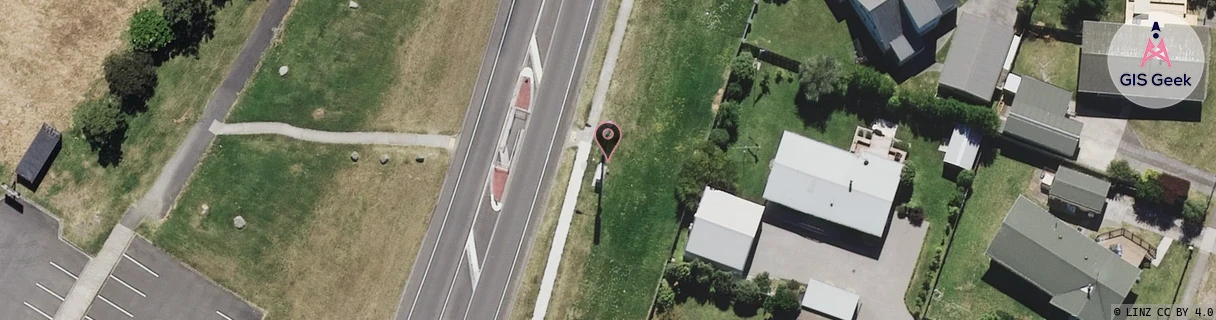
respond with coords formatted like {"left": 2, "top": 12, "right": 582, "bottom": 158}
{"left": 103, "top": 51, "right": 159, "bottom": 102}
{"left": 129, "top": 9, "right": 174, "bottom": 53}
{"left": 1062, "top": 0, "right": 1107, "bottom": 28}
{"left": 674, "top": 142, "right": 738, "bottom": 213}
{"left": 74, "top": 96, "right": 127, "bottom": 151}
{"left": 798, "top": 55, "right": 848, "bottom": 102}
{"left": 731, "top": 52, "right": 757, "bottom": 82}
{"left": 161, "top": 0, "right": 216, "bottom": 51}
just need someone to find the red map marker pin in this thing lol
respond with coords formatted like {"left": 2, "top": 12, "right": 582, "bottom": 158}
{"left": 594, "top": 121, "right": 621, "bottom": 163}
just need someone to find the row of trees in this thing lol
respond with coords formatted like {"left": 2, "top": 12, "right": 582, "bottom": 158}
{"left": 796, "top": 55, "right": 1000, "bottom": 138}
{"left": 1108, "top": 160, "right": 1207, "bottom": 223}
{"left": 657, "top": 260, "right": 802, "bottom": 318}
{"left": 76, "top": 0, "right": 222, "bottom": 165}
{"left": 674, "top": 52, "right": 756, "bottom": 214}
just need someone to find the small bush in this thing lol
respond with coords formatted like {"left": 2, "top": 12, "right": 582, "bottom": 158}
{"left": 751, "top": 272, "right": 772, "bottom": 293}
{"left": 715, "top": 101, "right": 741, "bottom": 132}
{"left": 1182, "top": 199, "right": 1208, "bottom": 224}
{"left": 980, "top": 310, "right": 1016, "bottom": 320}
{"left": 956, "top": 171, "right": 975, "bottom": 189}
{"left": 75, "top": 96, "right": 127, "bottom": 150}
{"left": 1156, "top": 173, "right": 1190, "bottom": 206}
{"left": 656, "top": 281, "right": 676, "bottom": 311}
{"left": 103, "top": 51, "right": 159, "bottom": 102}
{"left": 726, "top": 82, "right": 744, "bottom": 101}
{"left": 709, "top": 128, "right": 730, "bottom": 150}
{"left": 1136, "top": 171, "right": 1165, "bottom": 204}
{"left": 799, "top": 55, "right": 848, "bottom": 102}
{"left": 901, "top": 165, "right": 917, "bottom": 188}
{"left": 1107, "top": 159, "right": 1140, "bottom": 187}
{"left": 129, "top": 9, "right": 174, "bottom": 52}
{"left": 711, "top": 270, "right": 734, "bottom": 297}
{"left": 665, "top": 261, "right": 691, "bottom": 284}
{"left": 731, "top": 52, "right": 756, "bottom": 82}
{"left": 765, "top": 287, "right": 801, "bottom": 317}
{"left": 906, "top": 201, "right": 925, "bottom": 225}
{"left": 732, "top": 280, "right": 765, "bottom": 308}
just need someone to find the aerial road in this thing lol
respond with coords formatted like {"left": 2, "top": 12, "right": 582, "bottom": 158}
{"left": 392, "top": 0, "right": 605, "bottom": 317}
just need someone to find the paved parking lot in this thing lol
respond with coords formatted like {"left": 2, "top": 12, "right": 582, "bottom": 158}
{"left": 748, "top": 215, "right": 927, "bottom": 320}
{"left": 0, "top": 198, "right": 90, "bottom": 320}
{"left": 85, "top": 237, "right": 262, "bottom": 320}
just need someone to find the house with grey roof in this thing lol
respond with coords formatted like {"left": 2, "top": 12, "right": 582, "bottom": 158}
{"left": 685, "top": 187, "right": 765, "bottom": 275}
{"left": 939, "top": 12, "right": 1015, "bottom": 104}
{"left": 987, "top": 196, "right": 1141, "bottom": 320}
{"left": 849, "top": 0, "right": 957, "bottom": 65}
{"left": 1048, "top": 167, "right": 1111, "bottom": 218}
{"left": 1000, "top": 76, "right": 1084, "bottom": 158}
{"left": 15, "top": 123, "right": 61, "bottom": 190}
{"left": 943, "top": 123, "right": 982, "bottom": 174}
{"left": 763, "top": 131, "right": 903, "bottom": 238}
{"left": 1077, "top": 20, "right": 1210, "bottom": 117}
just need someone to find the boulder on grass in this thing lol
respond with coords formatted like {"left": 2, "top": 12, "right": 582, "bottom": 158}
{"left": 233, "top": 216, "right": 246, "bottom": 229}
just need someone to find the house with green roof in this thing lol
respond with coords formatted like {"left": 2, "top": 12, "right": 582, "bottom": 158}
{"left": 1048, "top": 167, "right": 1111, "bottom": 219}
{"left": 1001, "top": 76, "right": 1083, "bottom": 158}
{"left": 986, "top": 196, "right": 1141, "bottom": 320}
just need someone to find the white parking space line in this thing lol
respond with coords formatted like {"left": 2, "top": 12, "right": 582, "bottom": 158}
{"left": 98, "top": 295, "right": 134, "bottom": 318}
{"left": 109, "top": 275, "right": 147, "bottom": 298}
{"left": 35, "top": 283, "right": 64, "bottom": 301}
{"left": 123, "top": 253, "right": 159, "bottom": 278}
{"left": 24, "top": 302, "right": 52, "bottom": 319}
{"left": 216, "top": 310, "right": 235, "bottom": 320}
{"left": 465, "top": 234, "right": 482, "bottom": 286}
{"left": 50, "top": 261, "right": 78, "bottom": 280}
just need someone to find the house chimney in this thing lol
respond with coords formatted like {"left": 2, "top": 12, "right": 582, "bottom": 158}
{"left": 849, "top": 181, "right": 853, "bottom": 192}
{"left": 864, "top": 159, "right": 870, "bottom": 166}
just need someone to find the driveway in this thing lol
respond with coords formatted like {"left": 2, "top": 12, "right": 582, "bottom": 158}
{"left": 1075, "top": 115, "right": 1128, "bottom": 170}
{"left": 747, "top": 217, "right": 927, "bottom": 320}
{"left": 959, "top": 0, "right": 1017, "bottom": 26}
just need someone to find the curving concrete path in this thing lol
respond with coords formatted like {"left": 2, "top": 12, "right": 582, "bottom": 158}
{"left": 208, "top": 121, "right": 457, "bottom": 150}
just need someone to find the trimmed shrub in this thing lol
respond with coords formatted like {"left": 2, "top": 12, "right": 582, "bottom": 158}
{"left": 726, "top": 82, "right": 744, "bottom": 101}
{"left": 711, "top": 270, "right": 734, "bottom": 296}
{"left": 956, "top": 170, "right": 975, "bottom": 189}
{"left": 799, "top": 55, "right": 849, "bottom": 102}
{"left": 709, "top": 128, "right": 730, "bottom": 150}
{"left": 715, "top": 101, "right": 741, "bottom": 132}
{"left": 656, "top": 281, "right": 676, "bottom": 311}
{"left": 906, "top": 201, "right": 926, "bottom": 225}
{"left": 1107, "top": 159, "right": 1140, "bottom": 187}
{"left": 665, "top": 261, "right": 691, "bottom": 285}
{"left": 129, "top": 9, "right": 174, "bottom": 53}
{"left": 731, "top": 52, "right": 756, "bottom": 82}
{"left": 980, "top": 310, "right": 1016, "bottom": 320}
{"left": 731, "top": 280, "right": 765, "bottom": 308}
{"left": 1182, "top": 199, "right": 1208, "bottom": 224}
{"left": 901, "top": 165, "right": 917, "bottom": 188}
{"left": 765, "top": 287, "right": 801, "bottom": 317}
{"left": 1156, "top": 172, "right": 1190, "bottom": 206}
{"left": 103, "top": 51, "right": 158, "bottom": 102}
{"left": 752, "top": 272, "right": 772, "bottom": 293}
{"left": 75, "top": 96, "right": 127, "bottom": 150}
{"left": 1136, "top": 170, "right": 1165, "bottom": 204}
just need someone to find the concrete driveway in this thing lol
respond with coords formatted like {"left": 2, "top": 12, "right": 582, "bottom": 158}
{"left": 1075, "top": 115, "right": 1128, "bottom": 170}
{"left": 747, "top": 217, "right": 927, "bottom": 320}
{"left": 959, "top": 0, "right": 1017, "bottom": 26}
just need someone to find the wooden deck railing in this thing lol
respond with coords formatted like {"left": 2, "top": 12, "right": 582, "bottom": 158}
{"left": 1095, "top": 228, "right": 1158, "bottom": 258}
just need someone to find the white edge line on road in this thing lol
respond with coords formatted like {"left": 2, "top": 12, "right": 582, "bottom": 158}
{"left": 466, "top": 233, "right": 482, "bottom": 286}
{"left": 216, "top": 310, "right": 235, "bottom": 320}
{"left": 530, "top": 37, "right": 543, "bottom": 81}
{"left": 85, "top": 316, "right": 95, "bottom": 320}
{"left": 49, "top": 261, "right": 78, "bottom": 280}
{"left": 24, "top": 302, "right": 52, "bottom": 319}
{"left": 98, "top": 295, "right": 134, "bottom": 318}
{"left": 398, "top": 0, "right": 520, "bottom": 318}
{"left": 123, "top": 253, "right": 159, "bottom": 278}
{"left": 491, "top": 0, "right": 598, "bottom": 317}
{"left": 109, "top": 275, "right": 147, "bottom": 298}
{"left": 36, "top": 283, "right": 64, "bottom": 301}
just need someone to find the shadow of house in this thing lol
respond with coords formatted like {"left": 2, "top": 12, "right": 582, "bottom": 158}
{"left": 824, "top": 0, "right": 958, "bottom": 80}
{"left": 15, "top": 124, "right": 62, "bottom": 192}
{"left": 982, "top": 262, "right": 1075, "bottom": 320}
{"left": 762, "top": 203, "right": 886, "bottom": 259}
{"left": 1075, "top": 21, "right": 1209, "bottom": 121}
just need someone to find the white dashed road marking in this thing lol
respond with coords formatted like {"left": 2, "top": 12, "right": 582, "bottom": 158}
{"left": 50, "top": 261, "right": 77, "bottom": 280}
{"left": 98, "top": 295, "right": 134, "bottom": 318}
{"left": 24, "top": 302, "right": 52, "bottom": 319}
{"left": 123, "top": 253, "right": 159, "bottom": 278}
{"left": 109, "top": 275, "right": 147, "bottom": 298}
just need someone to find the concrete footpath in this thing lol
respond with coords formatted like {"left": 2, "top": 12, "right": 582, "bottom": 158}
{"left": 208, "top": 121, "right": 457, "bottom": 150}
{"left": 53, "top": 0, "right": 294, "bottom": 317}
{"left": 530, "top": 0, "right": 634, "bottom": 316}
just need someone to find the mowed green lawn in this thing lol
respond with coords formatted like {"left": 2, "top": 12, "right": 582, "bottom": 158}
{"left": 1030, "top": 0, "right": 1124, "bottom": 29}
{"left": 927, "top": 155, "right": 1038, "bottom": 319}
{"left": 1131, "top": 242, "right": 1193, "bottom": 305}
{"left": 227, "top": 0, "right": 419, "bottom": 131}
{"left": 540, "top": 0, "right": 751, "bottom": 317}
{"left": 747, "top": 0, "right": 853, "bottom": 61}
{"left": 1130, "top": 34, "right": 1216, "bottom": 173}
{"left": 32, "top": 0, "right": 268, "bottom": 253}
{"left": 1012, "top": 38, "right": 1080, "bottom": 92}
{"left": 663, "top": 299, "right": 766, "bottom": 320}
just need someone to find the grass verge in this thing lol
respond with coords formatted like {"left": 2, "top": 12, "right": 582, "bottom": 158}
{"left": 510, "top": 147, "right": 576, "bottom": 320}
{"left": 143, "top": 136, "right": 448, "bottom": 319}
{"left": 661, "top": 299, "right": 765, "bottom": 320}
{"left": 541, "top": 0, "right": 751, "bottom": 317}
{"left": 227, "top": 0, "right": 495, "bottom": 134}
{"left": 31, "top": 0, "right": 268, "bottom": 253}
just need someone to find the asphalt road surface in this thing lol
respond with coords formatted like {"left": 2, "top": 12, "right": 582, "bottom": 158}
{"left": 392, "top": 0, "right": 605, "bottom": 317}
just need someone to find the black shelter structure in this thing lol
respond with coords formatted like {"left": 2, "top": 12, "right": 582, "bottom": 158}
{"left": 15, "top": 123, "right": 62, "bottom": 191}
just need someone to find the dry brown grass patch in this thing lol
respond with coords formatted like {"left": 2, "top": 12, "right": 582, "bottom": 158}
{"left": 375, "top": 0, "right": 497, "bottom": 134}
{"left": 0, "top": 0, "right": 144, "bottom": 166}
{"left": 275, "top": 146, "right": 448, "bottom": 319}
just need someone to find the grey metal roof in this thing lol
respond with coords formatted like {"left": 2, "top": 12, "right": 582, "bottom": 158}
{"left": 686, "top": 187, "right": 765, "bottom": 272}
{"left": 945, "top": 123, "right": 982, "bottom": 170}
{"left": 1079, "top": 20, "right": 1209, "bottom": 102}
{"left": 904, "top": 0, "right": 954, "bottom": 30}
{"left": 940, "top": 13, "right": 1015, "bottom": 103}
{"left": 986, "top": 196, "right": 1141, "bottom": 320}
{"left": 802, "top": 278, "right": 860, "bottom": 320}
{"left": 1051, "top": 167, "right": 1111, "bottom": 213}
{"left": 1002, "top": 77, "right": 1083, "bottom": 157}
{"left": 16, "top": 123, "right": 61, "bottom": 184}
{"left": 762, "top": 131, "right": 903, "bottom": 237}
{"left": 868, "top": 0, "right": 905, "bottom": 46}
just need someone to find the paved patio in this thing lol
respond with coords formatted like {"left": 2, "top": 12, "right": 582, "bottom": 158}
{"left": 748, "top": 216, "right": 927, "bottom": 320}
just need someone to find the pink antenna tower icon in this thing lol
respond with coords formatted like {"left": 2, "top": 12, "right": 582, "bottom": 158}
{"left": 1141, "top": 22, "right": 1172, "bottom": 67}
